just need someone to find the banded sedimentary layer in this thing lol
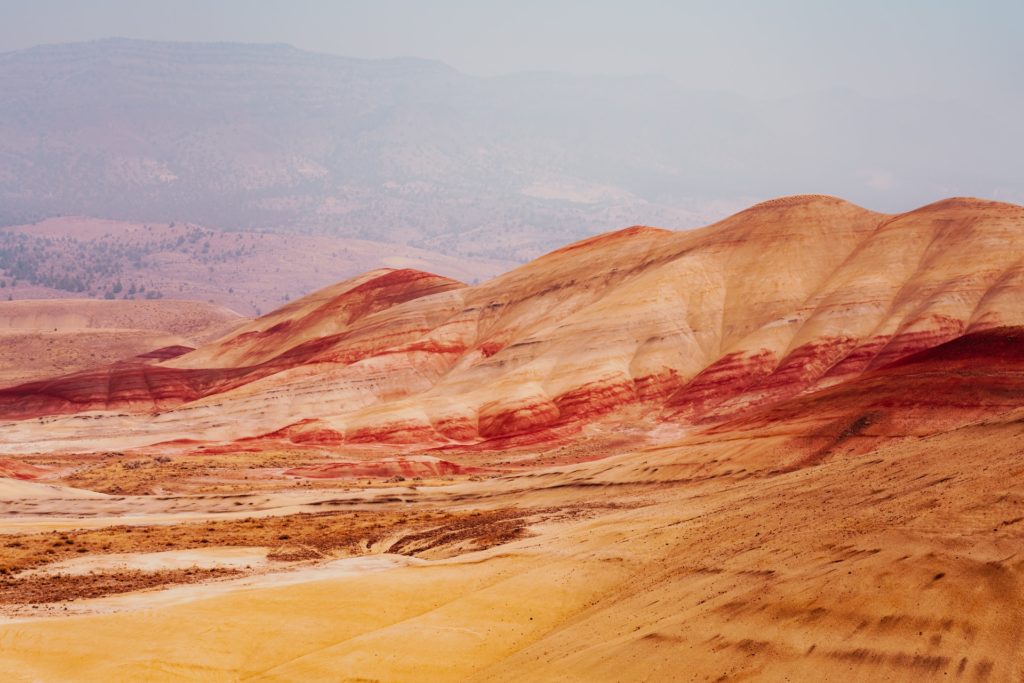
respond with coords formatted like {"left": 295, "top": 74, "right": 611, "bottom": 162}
{"left": 1, "top": 195, "right": 1022, "bottom": 454}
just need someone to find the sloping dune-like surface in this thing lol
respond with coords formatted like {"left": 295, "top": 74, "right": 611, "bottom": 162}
{"left": 1, "top": 195, "right": 1023, "bottom": 454}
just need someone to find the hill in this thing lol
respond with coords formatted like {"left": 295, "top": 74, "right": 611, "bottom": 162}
{"left": 0, "top": 298, "right": 245, "bottom": 386}
{"left": 0, "top": 216, "right": 512, "bottom": 315}
{"left": 1, "top": 194, "right": 1022, "bottom": 456}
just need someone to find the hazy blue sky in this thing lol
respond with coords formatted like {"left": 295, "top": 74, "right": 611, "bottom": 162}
{"left": 2, "top": 0, "right": 1021, "bottom": 99}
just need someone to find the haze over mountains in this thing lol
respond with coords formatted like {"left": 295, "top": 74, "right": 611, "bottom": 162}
{"left": 0, "top": 216, "right": 511, "bottom": 314}
{"left": 2, "top": 38, "right": 1022, "bottom": 260}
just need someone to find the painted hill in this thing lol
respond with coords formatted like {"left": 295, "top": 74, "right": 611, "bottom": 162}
{"left": 3, "top": 196, "right": 1024, "bottom": 681}
{"left": 0, "top": 194, "right": 1021, "bottom": 456}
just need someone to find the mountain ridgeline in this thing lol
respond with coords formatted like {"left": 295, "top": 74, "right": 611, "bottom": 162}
{"left": 1, "top": 39, "right": 1021, "bottom": 260}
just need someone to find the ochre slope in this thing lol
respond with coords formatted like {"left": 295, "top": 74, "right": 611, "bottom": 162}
{"left": 712, "top": 326, "right": 1024, "bottom": 468}
{"left": 1, "top": 328, "right": 1024, "bottom": 680}
{"left": 565, "top": 326, "right": 1024, "bottom": 490}
{"left": 0, "top": 195, "right": 1022, "bottom": 455}
{"left": 0, "top": 270, "right": 462, "bottom": 419}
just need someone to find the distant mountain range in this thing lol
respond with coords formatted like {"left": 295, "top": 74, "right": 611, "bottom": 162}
{"left": 0, "top": 38, "right": 1020, "bottom": 259}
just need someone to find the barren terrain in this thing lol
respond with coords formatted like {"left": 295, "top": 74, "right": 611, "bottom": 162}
{"left": 0, "top": 298, "right": 246, "bottom": 386}
{"left": 0, "top": 196, "right": 1023, "bottom": 681}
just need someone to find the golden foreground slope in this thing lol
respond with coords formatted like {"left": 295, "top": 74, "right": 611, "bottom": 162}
{"left": 0, "top": 394, "right": 1022, "bottom": 680}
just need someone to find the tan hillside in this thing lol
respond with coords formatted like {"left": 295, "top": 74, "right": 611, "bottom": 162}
{"left": 0, "top": 299, "right": 246, "bottom": 386}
